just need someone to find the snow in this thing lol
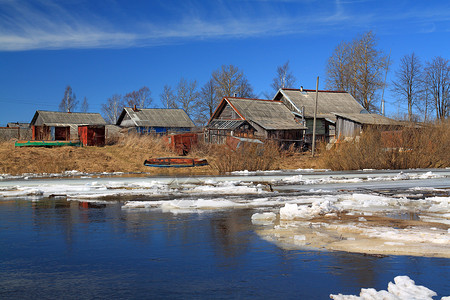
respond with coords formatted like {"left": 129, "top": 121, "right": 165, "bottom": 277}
{"left": 330, "top": 276, "right": 442, "bottom": 300}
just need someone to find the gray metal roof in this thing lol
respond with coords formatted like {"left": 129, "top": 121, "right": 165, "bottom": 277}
{"left": 118, "top": 108, "right": 195, "bottom": 128}
{"left": 32, "top": 111, "right": 107, "bottom": 126}
{"left": 277, "top": 89, "right": 367, "bottom": 117}
{"left": 334, "top": 113, "right": 400, "bottom": 125}
{"left": 227, "top": 98, "right": 306, "bottom": 130}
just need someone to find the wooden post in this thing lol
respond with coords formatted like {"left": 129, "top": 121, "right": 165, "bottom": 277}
{"left": 312, "top": 76, "right": 319, "bottom": 157}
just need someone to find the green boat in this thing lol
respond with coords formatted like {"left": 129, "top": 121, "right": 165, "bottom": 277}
{"left": 15, "top": 140, "right": 82, "bottom": 147}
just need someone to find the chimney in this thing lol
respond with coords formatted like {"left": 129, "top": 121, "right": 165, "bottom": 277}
{"left": 233, "top": 93, "right": 238, "bottom": 97}
{"left": 133, "top": 104, "right": 137, "bottom": 112}
{"left": 300, "top": 86, "right": 303, "bottom": 92}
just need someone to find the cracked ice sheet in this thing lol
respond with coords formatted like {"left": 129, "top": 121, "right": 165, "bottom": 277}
{"left": 253, "top": 194, "right": 450, "bottom": 258}
{"left": 274, "top": 171, "right": 444, "bottom": 185}
{"left": 0, "top": 179, "right": 266, "bottom": 200}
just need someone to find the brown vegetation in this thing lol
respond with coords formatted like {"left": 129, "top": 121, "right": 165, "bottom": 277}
{"left": 2, "top": 122, "right": 447, "bottom": 176}
{"left": 0, "top": 134, "right": 318, "bottom": 176}
{"left": 319, "top": 121, "right": 450, "bottom": 170}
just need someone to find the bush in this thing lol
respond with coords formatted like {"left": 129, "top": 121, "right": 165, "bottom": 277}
{"left": 208, "top": 140, "right": 284, "bottom": 173}
{"left": 320, "top": 121, "right": 450, "bottom": 170}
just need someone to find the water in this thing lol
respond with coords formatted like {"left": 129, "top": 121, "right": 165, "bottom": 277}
{"left": 1, "top": 198, "right": 449, "bottom": 299}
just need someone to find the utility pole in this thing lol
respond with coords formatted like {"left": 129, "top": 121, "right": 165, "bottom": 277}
{"left": 312, "top": 76, "right": 319, "bottom": 157}
{"left": 381, "top": 49, "right": 391, "bottom": 116}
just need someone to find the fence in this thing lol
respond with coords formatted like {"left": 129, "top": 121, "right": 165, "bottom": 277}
{"left": 0, "top": 127, "right": 32, "bottom": 141}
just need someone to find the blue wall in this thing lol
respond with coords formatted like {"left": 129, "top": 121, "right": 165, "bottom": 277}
{"left": 134, "top": 127, "right": 191, "bottom": 134}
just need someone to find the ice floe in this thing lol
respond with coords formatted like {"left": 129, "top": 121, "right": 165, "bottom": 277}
{"left": 330, "top": 275, "right": 445, "bottom": 300}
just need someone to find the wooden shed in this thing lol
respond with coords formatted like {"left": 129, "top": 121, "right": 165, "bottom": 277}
{"left": 206, "top": 97, "right": 306, "bottom": 148}
{"left": 116, "top": 107, "right": 195, "bottom": 134}
{"left": 78, "top": 125, "right": 106, "bottom": 146}
{"left": 30, "top": 111, "right": 107, "bottom": 143}
{"left": 334, "top": 113, "right": 401, "bottom": 138}
{"left": 273, "top": 88, "right": 367, "bottom": 143}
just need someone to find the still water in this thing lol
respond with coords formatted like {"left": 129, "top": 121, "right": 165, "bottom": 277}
{"left": 1, "top": 198, "right": 449, "bottom": 299}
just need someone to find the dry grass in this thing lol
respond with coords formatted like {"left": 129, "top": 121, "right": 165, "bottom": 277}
{"left": 206, "top": 141, "right": 285, "bottom": 173}
{"left": 319, "top": 121, "right": 450, "bottom": 170}
{"left": 0, "top": 135, "right": 176, "bottom": 175}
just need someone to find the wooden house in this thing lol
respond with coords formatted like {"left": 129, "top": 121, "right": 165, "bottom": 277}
{"left": 30, "top": 111, "right": 107, "bottom": 145}
{"left": 273, "top": 88, "right": 367, "bottom": 143}
{"left": 116, "top": 107, "right": 195, "bottom": 134}
{"left": 206, "top": 97, "right": 306, "bottom": 147}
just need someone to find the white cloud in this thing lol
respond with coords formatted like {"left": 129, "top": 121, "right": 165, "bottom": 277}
{"left": 0, "top": 0, "right": 449, "bottom": 51}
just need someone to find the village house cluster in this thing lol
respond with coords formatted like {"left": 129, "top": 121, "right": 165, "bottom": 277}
{"left": 1, "top": 88, "right": 400, "bottom": 149}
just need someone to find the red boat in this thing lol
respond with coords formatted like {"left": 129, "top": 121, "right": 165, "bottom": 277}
{"left": 144, "top": 157, "right": 208, "bottom": 168}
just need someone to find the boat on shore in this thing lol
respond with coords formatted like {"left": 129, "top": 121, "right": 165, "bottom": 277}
{"left": 144, "top": 157, "right": 208, "bottom": 168}
{"left": 15, "top": 140, "right": 82, "bottom": 147}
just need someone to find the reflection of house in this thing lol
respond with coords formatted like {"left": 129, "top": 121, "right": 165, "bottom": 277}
{"left": 273, "top": 88, "right": 368, "bottom": 142}
{"left": 116, "top": 107, "right": 195, "bottom": 134}
{"left": 30, "top": 111, "right": 107, "bottom": 144}
{"left": 206, "top": 97, "right": 306, "bottom": 147}
{"left": 335, "top": 113, "right": 401, "bottom": 138}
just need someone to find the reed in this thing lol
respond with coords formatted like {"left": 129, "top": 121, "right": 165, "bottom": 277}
{"left": 208, "top": 140, "right": 283, "bottom": 173}
{"left": 319, "top": 121, "right": 450, "bottom": 170}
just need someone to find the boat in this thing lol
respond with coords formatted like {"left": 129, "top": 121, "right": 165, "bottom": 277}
{"left": 15, "top": 140, "right": 82, "bottom": 147}
{"left": 144, "top": 157, "right": 208, "bottom": 168}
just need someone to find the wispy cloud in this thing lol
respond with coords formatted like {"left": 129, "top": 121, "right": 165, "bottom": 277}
{"left": 0, "top": 0, "right": 449, "bottom": 51}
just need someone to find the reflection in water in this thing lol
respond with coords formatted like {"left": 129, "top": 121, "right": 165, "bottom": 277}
{"left": 0, "top": 198, "right": 449, "bottom": 299}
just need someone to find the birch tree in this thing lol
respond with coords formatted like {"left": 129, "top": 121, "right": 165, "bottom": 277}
{"left": 59, "top": 85, "right": 78, "bottom": 112}
{"left": 391, "top": 53, "right": 422, "bottom": 122}
{"left": 80, "top": 96, "right": 89, "bottom": 113}
{"left": 160, "top": 85, "right": 177, "bottom": 109}
{"left": 271, "top": 60, "right": 297, "bottom": 92}
{"left": 101, "top": 94, "right": 123, "bottom": 124}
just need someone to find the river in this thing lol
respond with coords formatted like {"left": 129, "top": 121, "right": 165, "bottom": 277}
{"left": 0, "top": 169, "right": 449, "bottom": 299}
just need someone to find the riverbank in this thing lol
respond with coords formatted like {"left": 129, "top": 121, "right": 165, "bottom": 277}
{"left": 0, "top": 137, "right": 320, "bottom": 176}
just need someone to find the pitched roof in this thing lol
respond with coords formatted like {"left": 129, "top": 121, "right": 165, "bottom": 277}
{"left": 117, "top": 107, "right": 195, "bottom": 128}
{"left": 7, "top": 122, "right": 30, "bottom": 128}
{"left": 212, "top": 97, "right": 306, "bottom": 130}
{"left": 334, "top": 113, "right": 401, "bottom": 125}
{"left": 274, "top": 88, "right": 367, "bottom": 120}
{"left": 31, "top": 111, "right": 106, "bottom": 126}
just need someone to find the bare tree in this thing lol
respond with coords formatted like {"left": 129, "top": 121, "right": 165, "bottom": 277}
{"left": 176, "top": 78, "right": 199, "bottom": 116}
{"left": 160, "top": 85, "right": 177, "bottom": 109}
{"left": 102, "top": 94, "right": 123, "bottom": 124}
{"left": 325, "top": 41, "right": 351, "bottom": 91}
{"left": 59, "top": 85, "right": 78, "bottom": 112}
{"left": 200, "top": 79, "right": 217, "bottom": 117}
{"left": 271, "top": 60, "right": 297, "bottom": 92}
{"left": 80, "top": 96, "right": 89, "bottom": 113}
{"left": 212, "top": 64, "right": 254, "bottom": 99}
{"left": 391, "top": 53, "right": 422, "bottom": 122}
{"left": 325, "top": 31, "right": 389, "bottom": 112}
{"left": 123, "top": 86, "right": 152, "bottom": 108}
{"left": 194, "top": 79, "right": 218, "bottom": 126}
{"left": 423, "top": 56, "right": 450, "bottom": 120}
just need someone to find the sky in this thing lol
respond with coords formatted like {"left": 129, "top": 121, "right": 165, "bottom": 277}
{"left": 0, "top": 0, "right": 450, "bottom": 125}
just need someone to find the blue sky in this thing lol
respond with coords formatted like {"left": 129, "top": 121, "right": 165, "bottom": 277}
{"left": 1, "top": 0, "right": 449, "bottom": 125}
